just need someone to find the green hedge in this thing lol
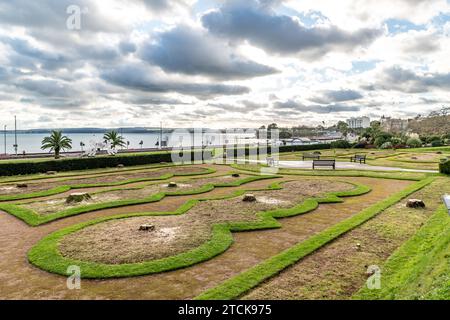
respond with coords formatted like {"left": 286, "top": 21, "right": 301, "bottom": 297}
{"left": 0, "top": 150, "right": 212, "bottom": 176}
{"left": 439, "top": 159, "right": 450, "bottom": 174}
{"left": 223, "top": 143, "right": 331, "bottom": 158}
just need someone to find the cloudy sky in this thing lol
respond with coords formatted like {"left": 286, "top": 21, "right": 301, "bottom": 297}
{"left": 0, "top": 0, "right": 450, "bottom": 129}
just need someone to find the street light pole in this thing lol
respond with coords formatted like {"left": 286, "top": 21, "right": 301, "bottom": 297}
{"left": 14, "top": 115, "right": 18, "bottom": 156}
{"left": 3, "top": 125, "right": 6, "bottom": 155}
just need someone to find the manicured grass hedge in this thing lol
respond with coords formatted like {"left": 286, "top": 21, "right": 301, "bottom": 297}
{"left": 0, "top": 150, "right": 212, "bottom": 176}
{"left": 195, "top": 177, "right": 434, "bottom": 300}
{"left": 0, "top": 166, "right": 215, "bottom": 202}
{"left": 2, "top": 173, "right": 277, "bottom": 226}
{"left": 27, "top": 179, "right": 369, "bottom": 278}
{"left": 439, "top": 159, "right": 450, "bottom": 174}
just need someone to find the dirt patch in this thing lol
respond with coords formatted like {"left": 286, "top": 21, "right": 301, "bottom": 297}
{"left": 21, "top": 174, "right": 254, "bottom": 216}
{"left": 0, "top": 166, "right": 210, "bottom": 197}
{"left": 242, "top": 177, "right": 449, "bottom": 300}
{"left": 58, "top": 180, "right": 352, "bottom": 265}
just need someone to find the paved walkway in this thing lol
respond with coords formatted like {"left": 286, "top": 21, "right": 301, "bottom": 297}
{"left": 247, "top": 159, "right": 438, "bottom": 173}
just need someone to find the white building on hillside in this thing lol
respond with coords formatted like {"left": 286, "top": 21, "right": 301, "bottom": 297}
{"left": 346, "top": 116, "right": 370, "bottom": 129}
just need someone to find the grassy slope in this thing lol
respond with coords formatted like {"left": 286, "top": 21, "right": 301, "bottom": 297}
{"left": 27, "top": 180, "right": 370, "bottom": 278}
{"left": 195, "top": 177, "right": 434, "bottom": 300}
{"left": 354, "top": 205, "right": 449, "bottom": 300}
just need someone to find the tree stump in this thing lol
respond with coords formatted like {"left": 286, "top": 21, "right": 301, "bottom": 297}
{"left": 406, "top": 199, "right": 425, "bottom": 208}
{"left": 168, "top": 182, "right": 177, "bottom": 188}
{"left": 16, "top": 183, "right": 28, "bottom": 188}
{"left": 66, "top": 193, "right": 92, "bottom": 204}
{"left": 232, "top": 173, "right": 240, "bottom": 177}
{"left": 243, "top": 194, "right": 257, "bottom": 202}
{"left": 139, "top": 224, "right": 155, "bottom": 231}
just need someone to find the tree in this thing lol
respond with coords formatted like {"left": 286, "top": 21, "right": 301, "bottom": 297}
{"left": 103, "top": 130, "right": 126, "bottom": 149}
{"left": 279, "top": 129, "right": 292, "bottom": 139}
{"left": 336, "top": 121, "right": 349, "bottom": 139}
{"left": 139, "top": 140, "right": 144, "bottom": 148}
{"left": 406, "top": 137, "right": 422, "bottom": 148}
{"left": 41, "top": 130, "right": 72, "bottom": 159}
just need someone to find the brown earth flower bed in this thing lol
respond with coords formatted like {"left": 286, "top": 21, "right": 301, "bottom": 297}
{"left": 22, "top": 174, "right": 254, "bottom": 216}
{"left": 0, "top": 166, "right": 210, "bottom": 197}
{"left": 58, "top": 180, "right": 352, "bottom": 265}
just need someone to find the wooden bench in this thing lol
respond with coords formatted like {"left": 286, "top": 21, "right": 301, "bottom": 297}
{"left": 350, "top": 154, "right": 366, "bottom": 164}
{"left": 302, "top": 153, "right": 320, "bottom": 161}
{"left": 312, "top": 159, "right": 336, "bottom": 170}
{"left": 266, "top": 156, "right": 279, "bottom": 167}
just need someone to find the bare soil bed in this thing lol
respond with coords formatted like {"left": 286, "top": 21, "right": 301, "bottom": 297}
{"left": 22, "top": 174, "right": 253, "bottom": 216}
{"left": 242, "top": 177, "right": 449, "bottom": 300}
{"left": 58, "top": 179, "right": 352, "bottom": 265}
{"left": 394, "top": 152, "right": 448, "bottom": 162}
{"left": 0, "top": 166, "right": 209, "bottom": 197}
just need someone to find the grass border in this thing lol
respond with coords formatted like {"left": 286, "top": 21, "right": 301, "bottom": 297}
{"left": 0, "top": 166, "right": 216, "bottom": 202}
{"left": 27, "top": 179, "right": 370, "bottom": 278}
{"left": 0, "top": 173, "right": 278, "bottom": 226}
{"left": 195, "top": 176, "right": 434, "bottom": 300}
{"left": 230, "top": 163, "right": 432, "bottom": 181}
{"left": 353, "top": 204, "right": 450, "bottom": 300}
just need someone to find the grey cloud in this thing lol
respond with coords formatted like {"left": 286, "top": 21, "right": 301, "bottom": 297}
{"left": 310, "top": 89, "right": 363, "bottom": 104}
{"left": 141, "top": 26, "right": 278, "bottom": 80}
{"left": 366, "top": 66, "right": 450, "bottom": 93}
{"left": 273, "top": 100, "right": 360, "bottom": 113}
{"left": 119, "top": 41, "right": 137, "bottom": 55}
{"left": 139, "top": 0, "right": 189, "bottom": 12}
{"left": 0, "top": 0, "right": 124, "bottom": 33}
{"left": 101, "top": 64, "right": 250, "bottom": 98}
{"left": 202, "top": 1, "right": 381, "bottom": 57}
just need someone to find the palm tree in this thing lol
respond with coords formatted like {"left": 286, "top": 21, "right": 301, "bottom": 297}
{"left": 103, "top": 130, "right": 126, "bottom": 149}
{"left": 139, "top": 140, "right": 144, "bottom": 148}
{"left": 41, "top": 130, "right": 72, "bottom": 159}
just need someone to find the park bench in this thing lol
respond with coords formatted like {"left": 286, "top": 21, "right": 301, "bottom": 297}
{"left": 350, "top": 154, "right": 366, "bottom": 164}
{"left": 312, "top": 159, "right": 336, "bottom": 170}
{"left": 443, "top": 194, "right": 450, "bottom": 215}
{"left": 302, "top": 153, "right": 320, "bottom": 161}
{"left": 266, "top": 156, "right": 279, "bottom": 167}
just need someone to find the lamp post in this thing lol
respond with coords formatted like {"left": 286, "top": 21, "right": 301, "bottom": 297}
{"left": 3, "top": 125, "right": 6, "bottom": 155}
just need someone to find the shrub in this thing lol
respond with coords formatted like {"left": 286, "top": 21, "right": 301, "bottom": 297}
{"left": 406, "top": 138, "right": 422, "bottom": 148}
{"left": 330, "top": 140, "right": 351, "bottom": 149}
{"left": 439, "top": 158, "right": 450, "bottom": 174}
{"left": 380, "top": 141, "right": 393, "bottom": 149}
{"left": 431, "top": 139, "right": 443, "bottom": 147}
{"left": 352, "top": 141, "right": 367, "bottom": 148}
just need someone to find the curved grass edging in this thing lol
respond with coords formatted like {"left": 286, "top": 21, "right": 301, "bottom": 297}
{"left": 0, "top": 166, "right": 216, "bottom": 202}
{"left": 0, "top": 174, "right": 278, "bottom": 226}
{"left": 230, "top": 163, "right": 431, "bottom": 181}
{"left": 27, "top": 180, "right": 370, "bottom": 278}
{"left": 195, "top": 177, "right": 435, "bottom": 300}
{"left": 353, "top": 204, "right": 450, "bottom": 300}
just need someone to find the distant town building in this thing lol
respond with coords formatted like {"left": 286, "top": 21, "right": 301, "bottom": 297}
{"left": 346, "top": 116, "right": 370, "bottom": 129}
{"left": 380, "top": 116, "right": 409, "bottom": 133}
